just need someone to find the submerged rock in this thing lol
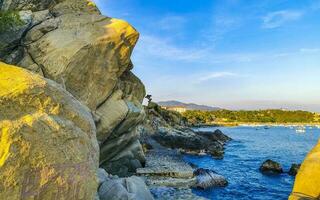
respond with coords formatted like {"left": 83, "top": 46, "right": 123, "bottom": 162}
{"left": 259, "top": 159, "right": 283, "bottom": 174}
{"left": 193, "top": 168, "right": 228, "bottom": 189}
{"left": 0, "top": 62, "right": 99, "bottom": 200}
{"left": 288, "top": 164, "right": 301, "bottom": 176}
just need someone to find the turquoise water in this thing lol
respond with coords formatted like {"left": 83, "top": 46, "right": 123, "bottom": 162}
{"left": 184, "top": 126, "right": 320, "bottom": 200}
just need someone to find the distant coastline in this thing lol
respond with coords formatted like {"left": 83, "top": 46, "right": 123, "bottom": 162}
{"left": 194, "top": 122, "right": 320, "bottom": 127}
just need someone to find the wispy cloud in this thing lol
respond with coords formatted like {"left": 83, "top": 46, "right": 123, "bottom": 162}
{"left": 199, "top": 72, "right": 238, "bottom": 81}
{"left": 262, "top": 10, "right": 304, "bottom": 29}
{"left": 135, "top": 35, "right": 206, "bottom": 62}
{"left": 135, "top": 34, "right": 261, "bottom": 64}
{"left": 157, "top": 15, "right": 187, "bottom": 31}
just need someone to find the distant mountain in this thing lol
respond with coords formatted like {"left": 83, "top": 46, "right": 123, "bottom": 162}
{"left": 157, "top": 100, "right": 221, "bottom": 111}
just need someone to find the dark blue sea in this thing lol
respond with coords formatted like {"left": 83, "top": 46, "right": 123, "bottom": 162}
{"left": 184, "top": 126, "right": 320, "bottom": 200}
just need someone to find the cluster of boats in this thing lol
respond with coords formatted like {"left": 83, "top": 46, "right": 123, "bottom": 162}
{"left": 247, "top": 124, "right": 320, "bottom": 133}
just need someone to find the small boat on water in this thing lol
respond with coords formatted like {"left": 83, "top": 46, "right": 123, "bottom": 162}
{"left": 296, "top": 126, "right": 306, "bottom": 133}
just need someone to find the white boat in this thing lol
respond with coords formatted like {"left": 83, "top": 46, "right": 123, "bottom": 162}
{"left": 296, "top": 126, "right": 306, "bottom": 133}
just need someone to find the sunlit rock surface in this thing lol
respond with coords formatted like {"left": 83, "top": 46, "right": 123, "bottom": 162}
{"left": 289, "top": 141, "right": 320, "bottom": 199}
{"left": 0, "top": 62, "right": 99, "bottom": 200}
{"left": 1, "top": 0, "right": 147, "bottom": 177}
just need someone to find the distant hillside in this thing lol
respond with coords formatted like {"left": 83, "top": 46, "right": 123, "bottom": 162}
{"left": 157, "top": 100, "right": 221, "bottom": 111}
{"left": 183, "top": 109, "right": 320, "bottom": 125}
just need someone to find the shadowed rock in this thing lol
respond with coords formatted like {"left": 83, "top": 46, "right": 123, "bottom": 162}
{"left": 1, "top": 0, "right": 147, "bottom": 178}
{"left": 97, "top": 168, "right": 154, "bottom": 200}
{"left": 259, "top": 159, "right": 283, "bottom": 174}
{"left": 288, "top": 164, "right": 301, "bottom": 176}
{"left": 193, "top": 168, "right": 228, "bottom": 189}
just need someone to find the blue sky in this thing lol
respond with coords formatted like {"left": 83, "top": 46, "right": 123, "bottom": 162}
{"left": 94, "top": 0, "right": 320, "bottom": 111}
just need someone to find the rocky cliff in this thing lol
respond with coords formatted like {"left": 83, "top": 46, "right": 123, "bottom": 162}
{"left": 0, "top": 0, "right": 152, "bottom": 199}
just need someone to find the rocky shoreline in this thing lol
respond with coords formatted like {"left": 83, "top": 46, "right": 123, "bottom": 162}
{"left": 136, "top": 102, "right": 231, "bottom": 199}
{"left": 1, "top": 0, "right": 317, "bottom": 199}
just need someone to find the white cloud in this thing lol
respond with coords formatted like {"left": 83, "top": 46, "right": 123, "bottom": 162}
{"left": 135, "top": 34, "right": 261, "bottom": 64}
{"left": 262, "top": 10, "right": 304, "bottom": 29}
{"left": 198, "top": 72, "right": 238, "bottom": 81}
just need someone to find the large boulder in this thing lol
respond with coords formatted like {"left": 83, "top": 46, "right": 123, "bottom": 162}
{"left": 193, "top": 168, "right": 228, "bottom": 189}
{"left": 0, "top": 62, "right": 99, "bottom": 199}
{"left": 23, "top": 13, "right": 139, "bottom": 110}
{"left": 259, "top": 159, "right": 283, "bottom": 175}
{"left": 1, "top": 0, "right": 147, "bottom": 177}
{"left": 152, "top": 127, "right": 227, "bottom": 159}
{"left": 97, "top": 168, "right": 154, "bottom": 200}
{"left": 289, "top": 141, "right": 320, "bottom": 199}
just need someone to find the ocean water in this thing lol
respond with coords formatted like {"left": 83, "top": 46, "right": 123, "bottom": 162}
{"left": 184, "top": 126, "right": 320, "bottom": 200}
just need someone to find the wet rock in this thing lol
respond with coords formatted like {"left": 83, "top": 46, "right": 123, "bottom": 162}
{"left": 193, "top": 168, "right": 228, "bottom": 189}
{"left": 288, "top": 164, "right": 301, "bottom": 176}
{"left": 197, "top": 129, "right": 232, "bottom": 144}
{"left": 259, "top": 159, "right": 283, "bottom": 174}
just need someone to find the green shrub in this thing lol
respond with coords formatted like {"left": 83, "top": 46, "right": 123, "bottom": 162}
{"left": 0, "top": 10, "right": 24, "bottom": 32}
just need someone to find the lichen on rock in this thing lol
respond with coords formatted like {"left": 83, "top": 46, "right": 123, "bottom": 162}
{"left": 0, "top": 0, "right": 151, "bottom": 198}
{"left": 0, "top": 62, "right": 99, "bottom": 200}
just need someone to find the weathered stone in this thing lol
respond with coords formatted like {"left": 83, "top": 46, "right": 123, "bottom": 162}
{"left": 1, "top": 0, "right": 56, "bottom": 11}
{"left": 2, "top": 0, "right": 147, "bottom": 180}
{"left": 259, "top": 159, "right": 283, "bottom": 174}
{"left": 98, "top": 176, "right": 154, "bottom": 200}
{"left": 97, "top": 168, "right": 109, "bottom": 186}
{"left": 288, "top": 164, "right": 301, "bottom": 176}
{"left": 193, "top": 168, "right": 228, "bottom": 189}
{"left": 289, "top": 141, "right": 320, "bottom": 199}
{"left": 137, "top": 148, "right": 194, "bottom": 179}
{"left": 153, "top": 127, "right": 226, "bottom": 159}
{"left": 24, "top": 13, "right": 139, "bottom": 110}
{"left": 119, "top": 71, "right": 146, "bottom": 102}
{"left": 95, "top": 90, "right": 129, "bottom": 142}
{"left": 0, "top": 62, "right": 99, "bottom": 200}
{"left": 0, "top": 10, "right": 32, "bottom": 61}
{"left": 197, "top": 129, "right": 232, "bottom": 144}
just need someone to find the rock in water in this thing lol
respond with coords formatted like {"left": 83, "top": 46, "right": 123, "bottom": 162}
{"left": 194, "top": 168, "right": 228, "bottom": 189}
{"left": 0, "top": 62, "right": 99, "bottom": 200}
{"left": 289, "top": 141, "right": 320, "bottom": 199}
{"left": 259, "top": 159, "right": 283, "bottom": 174}
{"left": 288, "top": 164, "right": 301, "bottom": 176}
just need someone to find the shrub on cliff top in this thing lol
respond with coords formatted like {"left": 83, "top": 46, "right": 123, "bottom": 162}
{"left": 0, "top": 10, "right": 24, "bottom": 32}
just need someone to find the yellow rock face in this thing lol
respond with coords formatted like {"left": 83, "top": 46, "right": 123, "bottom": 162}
{"left": 0, "top": 62, "right": 99, "bottom": 200}
{"left": 24, "top": 13, "right": 139, "bottom": 110}
{"left": 289, "top": 140, "right": 320, "bottom": 200}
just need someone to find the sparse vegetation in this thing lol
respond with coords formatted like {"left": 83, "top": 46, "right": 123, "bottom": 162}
{"left": 0, "top": 10, "right": 24, "bottom": 32}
